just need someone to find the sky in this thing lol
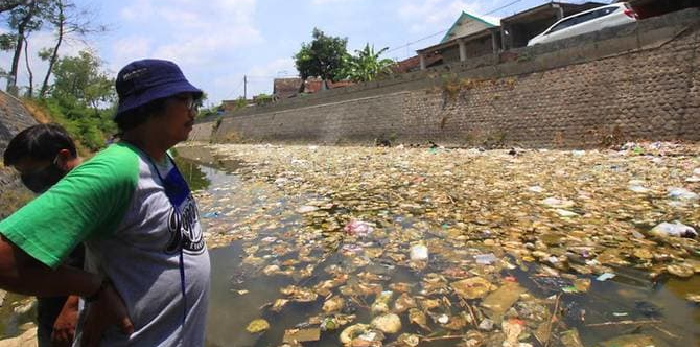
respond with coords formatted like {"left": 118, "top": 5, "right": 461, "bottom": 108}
{"left": 0, "top": 0, "right": 601, "bottom": 107}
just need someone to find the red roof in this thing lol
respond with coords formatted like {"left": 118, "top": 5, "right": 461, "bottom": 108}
{"left": 303, "top": 78, "right": 355, "bottom": 94}
{"left": 393, "top": 53, "right": 443, "bottom": 73}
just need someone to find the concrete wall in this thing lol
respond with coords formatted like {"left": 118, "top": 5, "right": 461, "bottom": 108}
{"left": 192, "top": 8, "right": 700, "bottom": 148}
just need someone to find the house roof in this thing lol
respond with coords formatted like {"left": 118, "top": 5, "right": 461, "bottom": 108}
{"left": 420, "top": 27, "right": 500, "bottom": 54}
{"left": 303, "top": 78, "right": 355, "bottom": 94}
{"left": 393, "top": 53, "right": 443, "bottom": 73}
{"left": 441, "top": 11, "right": 498, "bottom": 43}
{"left": 273, "top": 78, "right": 303, "bottom": 98}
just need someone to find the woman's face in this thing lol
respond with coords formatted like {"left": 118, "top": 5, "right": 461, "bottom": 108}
{"left": 152, "top": 93, "right": 198, "bottom": 145}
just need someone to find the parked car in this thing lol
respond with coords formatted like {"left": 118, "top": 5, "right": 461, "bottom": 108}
{"left": 528, "top": 3, "right": 637, "bottom": 46}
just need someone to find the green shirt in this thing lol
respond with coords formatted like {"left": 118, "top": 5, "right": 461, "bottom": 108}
{"left": 0, "top": 143, "right": 138, "bottom": 268}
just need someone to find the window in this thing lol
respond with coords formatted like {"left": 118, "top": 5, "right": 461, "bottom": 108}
{"left": 548, "top": 17, "right": 576, "bottom": 33}
{"left": 593, "top": 6, "right": 618, "bottom": 19}
{"left": 547, "top": 9, "right": 600, "bottom": 34}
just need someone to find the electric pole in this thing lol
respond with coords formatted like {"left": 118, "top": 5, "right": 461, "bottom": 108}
{"left": 243, "top": 75, "right": 248, "bottom": 100}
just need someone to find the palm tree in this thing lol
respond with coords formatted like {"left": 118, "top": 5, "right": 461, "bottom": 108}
{"left": 336, "top": 44, "right": 395, "bottom": 82}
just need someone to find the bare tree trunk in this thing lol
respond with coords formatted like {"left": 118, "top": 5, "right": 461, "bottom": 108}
{"left": 7, "top": 0, "right": 35, "bottom": 94}
{"left": 23, "top": 35, "right": 32, "bottom": 97}
{"left": 40, "top": 0, "right": 63, "bottom": 98}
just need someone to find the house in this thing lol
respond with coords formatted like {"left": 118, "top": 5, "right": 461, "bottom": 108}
{"left": 499, "top": 2, "right": 605, "bottom": 50}
{"left": 220, "top": 98, "right": 254, "bottom": 112}
{"left": 440, "top": 11, "right": 498, "bottom": 43}
{"left": 417, "top": 27, "right": 501, "bottom": 67}
{"left": 393, "top": 52, "right": 443, "bottom": 74}
{"left": 273, "top": 78, "right": 304, "bottom": 99}
{"left": 303, "top": 78, "right": 354, "bottom": 93}
{"left": 414, "top": 11, "right": 500, "bottom": 69}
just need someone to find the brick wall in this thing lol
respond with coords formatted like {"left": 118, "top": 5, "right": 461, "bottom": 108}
{"left": 192, "top": 8, "right": 700, "bottom": 148}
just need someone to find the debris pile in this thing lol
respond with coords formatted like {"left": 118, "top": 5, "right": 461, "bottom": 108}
{"left": 182, "top": 143, "right": 700, "bottom": 346}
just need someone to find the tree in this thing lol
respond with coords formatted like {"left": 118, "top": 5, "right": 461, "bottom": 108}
{"left": 39, "top": 0, "right": 107, "bottom": 97}
{"left": 335, "top": 44, "right": 395, "bottom": 82}
{"left": 0, "top": 0, "right": 27, "bottom": 14}
{"left": 50, "top": 50, "right": 114, "bottom": 113}
{"left": 4, "top": 0, "right": 48, "bottom": 93}
{"left": 293, "top": 27, "right": 348, "bottom": 90}
{"left": 40, "top": 50, "right": 115, "bottom": 150}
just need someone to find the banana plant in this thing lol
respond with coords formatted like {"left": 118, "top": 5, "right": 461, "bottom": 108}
{"left": 336, "top": 44, "right": 395, "bottom": 82}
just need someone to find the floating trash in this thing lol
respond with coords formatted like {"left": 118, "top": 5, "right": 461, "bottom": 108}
{"left": 650, "top": 222, "right": 698, "bottom": 238}
{"left": 668, "top": 187, "right": 699, "bottom": 202}
{"left": 371, "top": 313, "right": 402, "bottom": 334}
{"left": 176, "top": 142, "right": 700, "bottom": 347}
{"left": 474, "top": 253, "right": 498, "bottom": 265}
{"left": 246, "top": 319, "right": 270, "bottom": 333}
{"left": 409, "top": 243, "right": 428, "bottom": 261}
{"left": 597, "top": 273, "right": 616, "bottom": 282}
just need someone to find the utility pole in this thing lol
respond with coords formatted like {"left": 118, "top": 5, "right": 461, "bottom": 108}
{"left": 243, "top": 75, "right": 248, "bottom": 100}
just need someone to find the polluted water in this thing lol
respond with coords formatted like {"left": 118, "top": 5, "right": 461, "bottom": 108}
{"left": 172, "top": 142, "right": 700, "bottom": 347}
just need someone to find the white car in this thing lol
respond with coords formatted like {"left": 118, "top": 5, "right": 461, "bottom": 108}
{"left": 528, "top": 3, "right": 637, "bottom": 46}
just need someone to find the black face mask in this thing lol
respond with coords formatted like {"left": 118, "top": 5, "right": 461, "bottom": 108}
{"left": 20, "top": 163, "right": 67, "bottom": 193}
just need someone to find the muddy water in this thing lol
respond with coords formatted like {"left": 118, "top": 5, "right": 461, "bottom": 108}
{"left": 0, "top": 293, "right": 36, "bottom": 339}
{"left": 173, "top": 148, "right": 700, "bottom": 347}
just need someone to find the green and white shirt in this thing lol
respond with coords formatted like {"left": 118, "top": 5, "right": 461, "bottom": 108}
{"left": 0, "top": 142, "right": 210, "bottom": 347}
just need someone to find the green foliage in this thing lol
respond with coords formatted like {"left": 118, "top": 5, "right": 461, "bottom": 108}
{"left": 294, "top": 27, "right": 348, "bottom": 82}
{"left": 25, "top": 50, "right": 118, "bottom": 152}
{"left": 335, "top": 44, "right": 395, "bottom": 82}
{"left": 35, "top": 97, "right": 116, "bottom": 151}
{"left": 254, "top": 93, "right": 274, "bottom": 106}
{"left": 37, "top": 46, "right": 52, "bottom": 60}
{"left": 231, "top": 97, "right": 247, "bottom": 110}
{"left": 50, "top": 50, "right": 115, "bottom": 111}
{"left": 0, "top": 32, "right": 16, "bottom": 50}
{"left": 6, "top": 1, "right": 47, "bottom": 33}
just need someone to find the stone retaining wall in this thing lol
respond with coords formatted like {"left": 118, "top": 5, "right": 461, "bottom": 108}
{"left": 0, "top": 91, "right": 37, "bottom": 218}
{"left": 192, "top": 8, "right": 700, "bottom": 148}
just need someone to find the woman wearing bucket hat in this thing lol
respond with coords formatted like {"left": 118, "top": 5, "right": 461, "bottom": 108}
{"left": 0, "top": 59, "right": 210, "bottom": 347}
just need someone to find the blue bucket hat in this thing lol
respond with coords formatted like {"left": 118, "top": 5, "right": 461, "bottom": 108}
{"left": 115, "top": 59, "right": 203, "bottom": 118}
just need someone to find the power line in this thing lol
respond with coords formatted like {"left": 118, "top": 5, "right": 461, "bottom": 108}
{"left": 228, "top": 79, "right": 244, "bottom": 99}
{"left": 384, "top": 0, "right": 529, "bottom": 59}
{"left": 484, "top": 0, "right": 526, "bottom": 16}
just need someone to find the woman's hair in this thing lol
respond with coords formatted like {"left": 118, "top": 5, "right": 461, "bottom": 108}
{"left": 3, "top": 123, "right": 77, "bottom": 166}
{"left": 114, "top": 97, "right": 169, "bottom": 134}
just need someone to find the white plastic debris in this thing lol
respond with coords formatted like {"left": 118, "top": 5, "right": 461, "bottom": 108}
{"left": 528, "top": 186, "right": 544, "bottom": 193}
{"left": 410, "top": 244, "right": 428, "bottom": 261}
{"left": 597, "top": 273, "right": 616, "bottom": 281}
{"left": 650, "top": 222, "right": 698, "bottom": 238}
{"left": 572, "top": 150, "right": 586, "bottom": 157}
{"left": 628, "top": 185, "right": 650, "bottom": 193}
{"left": 556, "top": 209, "right": 580, "bottom": 217}
{"left": 474, "top": 253, "right": 497, "bottom": 265}
{"left": 667, "top": 187, "right": 699, "bottom": 202}
{"left": 541, "top": 197, "right": 575, "bottom": 208}
{"left": 296, "top": 205, "right": 319, "bottom": 214}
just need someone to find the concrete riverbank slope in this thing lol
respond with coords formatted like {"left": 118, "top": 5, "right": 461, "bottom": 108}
{"left": 193, "top": 8, "right": 700, "bottom": 148}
